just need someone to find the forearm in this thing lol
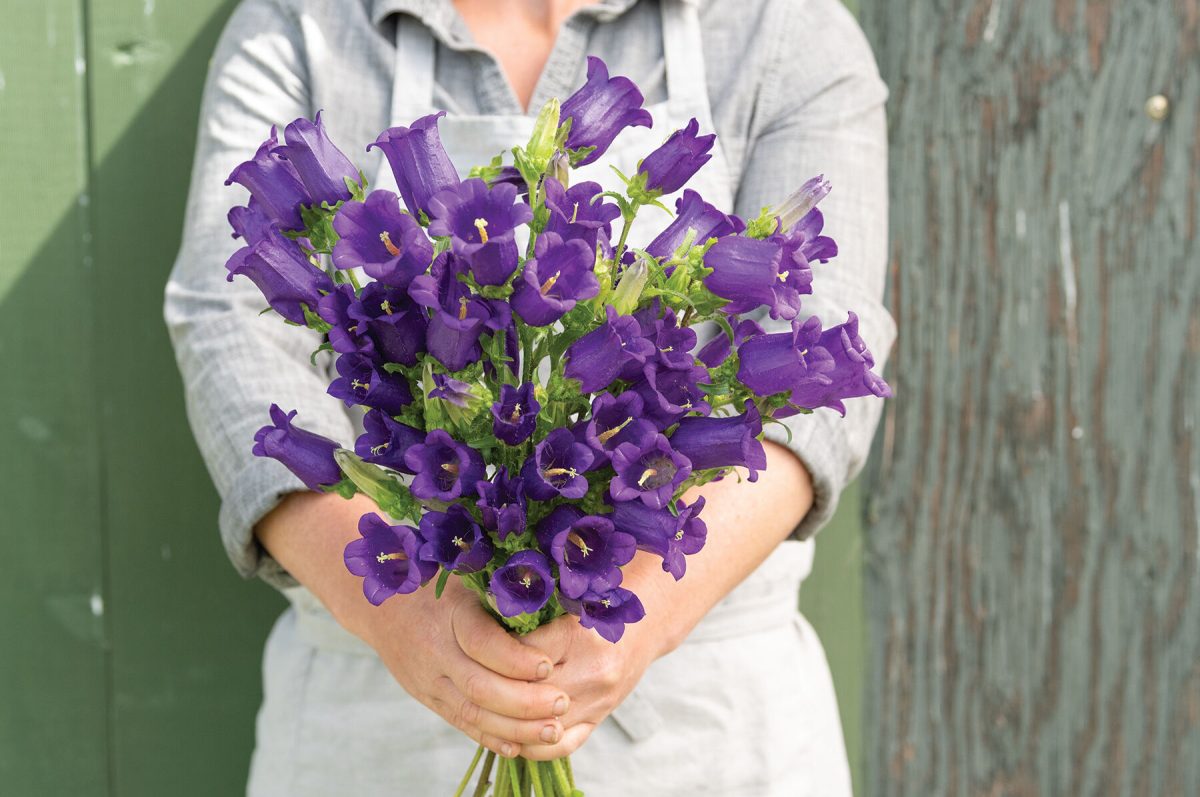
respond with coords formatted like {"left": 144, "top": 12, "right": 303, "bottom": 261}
{"left": 623, "top": 439, "right": 813, "bottom": 657}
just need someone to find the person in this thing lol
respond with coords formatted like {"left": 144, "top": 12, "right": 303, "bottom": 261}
{"left": 164, "top": 0, "right": 894, "bottom": 794}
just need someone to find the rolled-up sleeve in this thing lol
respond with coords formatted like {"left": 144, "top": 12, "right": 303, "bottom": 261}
{"left": 733, "top": 0, "right": 896, "bottom": 541}
{"left": 164, "top": 0, "right": 356, "bottom": 589}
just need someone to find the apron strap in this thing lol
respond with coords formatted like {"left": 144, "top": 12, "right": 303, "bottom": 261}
{"left": 391, "top": 14, "right": 436, "bottom": 126}
{"left": 660, "top": 0, "right": 714, "bottom": 126}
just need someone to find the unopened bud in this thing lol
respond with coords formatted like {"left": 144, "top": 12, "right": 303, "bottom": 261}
{"left": 334, "top": 449, "right": 402, "bottom": 508}
{"left": 526, "top": 98, "right": 561, "bottom": 168}
{"left": 773, "top": 174, "right": 832, "bottom": 233}
{"left": 610, "top": 258, "right": 650, "bottom": 315}
{"left": 548, "top": 151, "right": 570, "bottom": 187}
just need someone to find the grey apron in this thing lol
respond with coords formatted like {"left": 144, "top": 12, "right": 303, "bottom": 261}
{"left": 247, "top": 3, "right": 850, "bottom": 794}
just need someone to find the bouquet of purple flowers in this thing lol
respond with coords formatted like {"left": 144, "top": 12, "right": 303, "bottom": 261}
{"left": 226, "top": 57, "right": 889, "bottom": 797}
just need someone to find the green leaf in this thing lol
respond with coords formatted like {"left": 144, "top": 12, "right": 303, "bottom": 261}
{"left": 434, "top": 569, "right": 451, "bottom": 599}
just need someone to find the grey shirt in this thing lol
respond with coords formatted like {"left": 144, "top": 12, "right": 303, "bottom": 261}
{"left": 165, "top": 0, "right": 895, "bottom": 590}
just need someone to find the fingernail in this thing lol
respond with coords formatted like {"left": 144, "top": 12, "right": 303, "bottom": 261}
{"left": 501, "top": 743, "right": 513, "bottom": 757}
{"left": 536, "top": 661, "right": 551, "bottom": 680}
{"left": 540, "top": 724, "right": 559, "bottom": 743}
{"left": 553, "top": 696, "right": 568, "bottom": 716}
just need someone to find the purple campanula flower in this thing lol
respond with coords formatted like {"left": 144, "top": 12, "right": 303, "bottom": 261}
{"left": 317, "top": 284, "right": 373, "bottom": 356}
{"left": 225, "top": 234, "right": 333, "bottom": 325}
{"left": 521, "top": 428, "right": 594, "bottom": 501}
{"left": 773, "top": 174, "right": 832, "bottom": 234}
{"left": 669, "top": 400, "right": 766, "bottom": 481}
{"left": 491, "top": 383, "right": 540, "bottom": 446}
{"left": 645, "top": 189, "right": 744, "bottom": 261}
{"left": 328, "top": 353, "right": 412, "bottom": 415}
{"left": 696, "top": 318, "right": 765, "bottom": 368}
{"left": 560, "top": 56, "right": 653, "bottom": 166}
{"left": 350, "top": 282, "right": 428, "bottom": 366}
{"left": 562, "top": 587, "right": 646, "bottom": 643}
{"left": 419, "top": 504, "right": 493, "bottom": 574}
{"left": 354, "top": 409, "right": 423, "bottom": 473}
{"left": 225, "top": 127, "right": 308, "bottom": 230}
{"left": 783, "top": 312, "right": 891, "bottom": 416}
{"left": 637, "top": 118, "right": 715, "bottom": 196}
{"left": 535, "top": 504, "right": 586, "bottom": 552}
{"left": 403, "top": 429, "right": 486, "bottom": 501}
{"left": 276, "top": 112, "right": 359, "bottom": 206}
{"left": 511, "top": 236, "right": 599, "bottom": 326}
{"left": 787, "top": 207, "right": 838, "bottom": 263}
{"left": 344, "top": 513, "right": 438, "bottom": 605}
{"left": 543, "top": 178, "right": 621, "bottom": 254}
{"left": 410, "top": 253, "right": 503, "bottom": 371}
{"left": 702, "top": 235, "right": 787, "bottom": 316}
{"left": 632, "top": 363, "right": 711, "bottom": 427}
{"left": 332, "top": 190, "right": 433, "bottom": 287}
{"left": 429, "top": 373, "right": 479, "bottom": 408}
{"left": 227, "top": 199, "right": 278, "bottom": 247}
{"left": 475, "top": 467, "right": 527, "bottom": 541}
{"left": 564, "top": 306, "right": 655, "bottom": 393}
{"left": 252, "top": 404, "right": 342, "bottom": 490}
{"left": 639, "top": 309, "right": 697, "bottom": 375}
{"left": 583, "top": 391, "right": 657, "bottom": 461}
{"left": 550, "top": 514, "right": 635, "bottom": 600}
{"left": 490, "top": 550, "right": 555, "bottom": 617}
{"left": 369, "top": 111, "right": 460, "bottom": 220}
{"left": 610, "top": 433, "right": 692, "bottom": 509}
{"left": 609, "top": 497, "right": 707, "bottom": 580}
{"left": 427, "top": 178, "right": 532, "bottom": 285}
{"left": 735, "top": 315, "right": 826, "bottom": 398}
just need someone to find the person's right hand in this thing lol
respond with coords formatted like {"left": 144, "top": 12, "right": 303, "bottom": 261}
{"left": 255, "top": 490, "right": 569, "bottom": 759}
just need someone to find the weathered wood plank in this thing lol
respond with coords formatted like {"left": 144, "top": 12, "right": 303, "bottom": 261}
{"left": 0, "top": 1, "right": 110, "bottom": 793}
{"left": 859, "top": 0, "right": 1200, "bottom": 794}
{"left": 84, "top": 1, "right": 286, "bottom": 794}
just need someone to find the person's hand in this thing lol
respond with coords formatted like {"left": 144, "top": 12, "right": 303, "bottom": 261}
{"left": 256, "top": 491, "right": 570, "bottom": 759}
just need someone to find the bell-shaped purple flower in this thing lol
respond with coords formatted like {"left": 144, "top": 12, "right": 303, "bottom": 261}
{"left": 225, "top": 127, "right": 308, "bottom": 230}
{"left": 563, "top": 587, "right": 646, "bottom": 643}
{"left": 369, "top": 111, "right": 460, "bottom": 220}
{"left": 583, "top": 391, "right": 657, "bottom": 460}
{"left": 784, "top": 312, "right": 892, "bottom": 415}
{"left": 344, "top": 513, "right": 438, "bottom": 605}
{"left": 354, "top": 409, "right": 424, "bottom": 473}
{"left": 225, "top": 234, "right": 333, "bottom": 325}
{"left": 535, "top": 504, "right": 585, "bottom": 552}
{"left": 696, "top": 318, "right": 765, "bottom": 368}
{"left": 491, "top": 382, "right": 540, "bottom": 446}
{"left": 403, "top": 429, "right": 486, "bottom": 501}
{"left": 632, "top": 363, "right": 711, "bottom": 427}
{"left": 669, "top": 400, "right": 766, "bottom": 481}
{"left": 252, "top": 404, "right": 343, "bottom": 490}
{"left": 410, "top": 253, "right": 500, "bottom": 371}
{"left": 543, "top": 178, "right": 621, "bottom": 253}
{"left": 610, "top": 433, "right": 692, "bottom": 509}
{"left": 635, "top": 310, "right": 696, "bottom": 376}
{"left": 645, "top": 189, "right": 744, "bottom": 261}
{"left": 703, "top": 235, "right": 782, "bottom": 315}
{"left": 550, "top": 515, "right": 636, "bottom": 600}
{"left": 227, "top": 199, "right": 279, "bottom": 247}
{"left": 735, "top": 315, "right": 825, "bottom": 398}
{"left": 637, "top": 118, "right": 715, "bottom": 196}
{"left": 609, "top": 497, "right": 707, "bottom": 580}
{"left": 511, "top": 236, "right": 599, "bottom": 326}
{"left": 328, "top": 353, "right": 412, "bottom": 415}
{"left": 419, "top": 504, "right": 493, "bottom": 574}
{"left": 521, "top": 428, "right": 594, "bottom": 501}
{"left": 560, "top": 56, "right": 653, "bottom": 166}
{"left": 350, "top": 282, "right": 428, "bottom": 366}
{"left": 490, "top": 550, "right": 555, "bottom": 617}
{"left": 564, "top": 306, "right": 655, "bottom": 393}
{"left": 276, "top": 112, "right": 358, "bottom": 206}
{"left": 429, "top": 373, "right": 479, "bottom": 408}
{"left": 316, "top": 284, "right": 373, "bottom": 356}
{"left": 332, "top": 190, "right": 433, "bottom": 287}
{"left": 475, "top": 467, "right": 527, "bottom": 541}
{"left": 427, "top": 178, "right": 533, "bottom": 285}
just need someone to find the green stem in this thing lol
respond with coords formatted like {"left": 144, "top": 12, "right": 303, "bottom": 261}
{"left": 563, "top": 756, "right": 575, "bottom": 790}
{"left": 472, "top": 751, "right": 496, "bottom": 797}
{"left": 613, "top": 212, "right": 635, "bottom": 264}
{"left": 528, "top": 761, "right": 547, "bottom": 797}
{"left": 548, "top": 759, "right": 573, "bottom": 796}
{"left": 506, "top": 757, "right": 522, "bottom": 797}
{"left": 453, "top": 746, "right": 485, "bottom": 797}
{"left": 495, "top": 755, "right": 510, "bottom": 796}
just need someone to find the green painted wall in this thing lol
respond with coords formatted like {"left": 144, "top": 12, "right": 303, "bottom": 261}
{"left": 0, "top": 1, "right": 868, "bottom": 794}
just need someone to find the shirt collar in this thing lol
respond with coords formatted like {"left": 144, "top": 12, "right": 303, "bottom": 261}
{"left": 368, "top": 0, "right": 652, "bottom": 31}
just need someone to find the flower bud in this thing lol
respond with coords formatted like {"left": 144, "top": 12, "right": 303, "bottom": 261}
{"left": 610, "top": 258, "right": 650, "bottom": 315}
{"left": 526, "top": 98, "right": 561, "bottom": 169}
{"left": 334, "top": 448, "right": 405, "bottom": 508}
{"left": 548, "top": 151, "right": 570, "bottom": 188}
{"left": 773, "top": 174, "right": 831, "bottom": 233}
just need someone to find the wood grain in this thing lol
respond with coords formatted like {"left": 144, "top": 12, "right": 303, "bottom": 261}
{"left": 858, "top": 0, "right": 1200, "bottom": 794}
